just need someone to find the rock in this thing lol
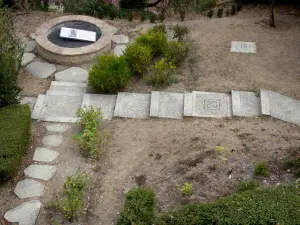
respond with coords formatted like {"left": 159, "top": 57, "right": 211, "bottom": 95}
{"left": 33, "top": 147, "right": 59, "bottom": 162}
{"left": 24, "top": 40, "right": 37, "bottom": 52}
{"left": 4, "top": 200, "right": 41, "bottom": 225}
{"left": 112, "top": 34, "right": 129, "bottom": 44}
{"left": 24, "top": 164, "right": 57, "bottom": 180}
{"left": 14, "top": 179, "right": 44, "bottom": 198}
{"left": 114, "top": 45, "right": 127, "bottom": 57}
{"left": 21, "top": 53, "right": 35, "bottom": 66}
{"left": 55, "top": 67, "right": 88, "bottom": 83}
{"left": 30, "top": 33, "right": 36, "bottom": 40}
{"left": 45, "top": 123, "right": 70, "bottom": 133}
{"left": 42, "top": 134, "right": 63, "bottom": 147}
{"left": 26, "top": 62, "right": 56, "bottom": 78}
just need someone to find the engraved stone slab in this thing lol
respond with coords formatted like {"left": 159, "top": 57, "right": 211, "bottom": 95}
{"left": 231, "top": 91, "right": 261, "bottom": 117}
{"left": 24, "top": 164, "right": 57, "bottom": 180}
{"left": 14, "top": 179, "right": 44, "bottom": 198}
{"left": 260, "top": 89, "right": 300, "bottom": 125}
{"left": 33, "top": 147, "right": 59, "bottom": 162}
{"left": 150, "top": 91, "right": 184, "bottom": 119}
{"left": 192, "top": 91, "right": 232, "bottom": 117}
{"left": 231, "top": 41, "right": 256, "bottom": 53}
{"left": 60, "top": 27, "right": 96, "bottom": 42}
{"left": 114, "top": 92, "right": 150, "bottom": 118}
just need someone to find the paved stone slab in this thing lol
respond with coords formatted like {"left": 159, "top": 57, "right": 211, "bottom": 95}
{"left": 4, "top": 200, "right": 41, "bottom": 225}
{"left": 20, "top": 97, "right": 37, "bottom": 112}
{"left": 45, "top": 124, "right": 70, "bottom": 133}
{"left": 26, "top": 61, "right": 56, "bottom": 78}
{"left": 42, "top": 135, "right": 63, "bottom": 147}
{"left": 14, "top": 179, "right": 44, "bottom": 198}
{"left": 114, "top": 92, "right": 150, "bottom": 119}
{"left": 31, "top": 95, "right": 45, "bottom": 119}
{"left": 49, "top": 81, "right": 87, "bottom": 93}
{"left": 260, "top": 90, "right": 300, "bottom": 125}
{"left": 231, "top": 41, "right": 256, "bottom": 53}
{"left": 192, "top": 91, "right": 232, "bottom": 117}
{"left": 55, "top": 67, "right": 88, "bottom": 83}
{"left": 112, "top": 34, "right": 129, "bottom": 44}
{"left": 24, "top": 40, "right": 37, "bottom": 52}
{"left": 114, "top": 45, "right": 127, "bottom": 57}
{"left": 33, "top": 147, "right": 59, "bottom": 162}
{"left": 21, "top": 53, "right": 35, "bottom": 66}
{"left": 24, "top": 164, "right": 57, "bottom": 180}
{"left": 150, "top": 91, "right": 184, "bottom": 119}
{"left": 82, "top": 94, "right": 117, "bottom": 120}
{"left": 184, "top": 93, "right": 193, "bottom": 117}
{"left": 231, "top": 91, "right": 261, "bottom": 117}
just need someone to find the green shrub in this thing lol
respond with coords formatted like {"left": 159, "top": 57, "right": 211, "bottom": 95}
{"left": 144, "top": 58, "right": 176, "bottom": 87}
{"left": 125, "top": 43, "right": 153, "bottom": 75}
{"left": 196, "top": 0, "right": 216, "bottom": 13}
{"left": 89, "top": 55, "right": 131, "bottom": 93}
{"left": 151, "top": 24, "right": 167, "bottom": 34}
{"left": 254, "top": 161, "right": 268, "bottom": 176}
{"left": 147, "top": 11, "right": 158, "bottom": 23}
{"left": 173, "top": 24, "right": 189, "bottom": 42}
{"left": 164, "top": 41, "right": 189, "bottom": 66}
{"left": 117, "top": 188, "right": 155, "bottom": 225}
{"left": 217, "top": 8, "right": 224, "bottom": 18}
{"left": 283, "top": 148, "right": 300, "bottom": 177}
{"left": 236, "top": 180, "right": 259, "bottom": 193}
{"left": 181, "top": 182, "right": 193, "bottom": 195}
{"left": 0, "top": 105, "right": 31, "bottom": 183}
{"left": 207, "top": 9, "right": 213, "bottom": 18}
{"left": 48, "top": 170, "right": 92, "bottom": 222}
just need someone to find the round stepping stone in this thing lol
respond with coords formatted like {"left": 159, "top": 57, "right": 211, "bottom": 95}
{"left": 114, "top": 45, "right": 127, "bottom": 57}
{"left": 24, "top": 164, "right": 57, "bottom": 180}
{"left": 4, "top": 200, "right": 41, "bottom": 225}
{"left": 14, "top": 179, "right": 44, "bottom": 198}
{"left": 112, "top": 34, "right": 129, "bottom": 44}
{"left": 33, "top": 147, "right": 59, "bottom": 162}
{"left": 21, "top": 53, "right": 35, "bottom": 66}
{"left": 42, "top": 134, "right": 63, "bottom": 147}
{"left": 24, "top": 40, "right": 37, "bottom": 52}
{"left": 45, "top": 123, "right": 70, "bottom": 133}
{"left": 55, "top": 67, "right": 88, "bottom": 83}
{"left": 26, "top": 61, "right": 56, "bottom": 78}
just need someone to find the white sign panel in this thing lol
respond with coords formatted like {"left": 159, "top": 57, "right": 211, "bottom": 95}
{"left": 230, "top": 41, "right": 256, "bottom": 53}
{"left": 59, "top": 27, "right": 96, "bottom": 42}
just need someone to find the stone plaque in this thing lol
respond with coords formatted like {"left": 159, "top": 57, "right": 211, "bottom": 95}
{"left": 231, "top": 41, "right": 256, "bottom": 53}
{"left": 60, "top": 27, "right": 96, "bottom": 42}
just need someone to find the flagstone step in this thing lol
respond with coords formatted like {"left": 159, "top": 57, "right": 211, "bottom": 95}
{"left": 231, "top": 91, "right": 261, "bottom": 117}
{"left": 49, "top": 81, "right": 87, "bottom": 93}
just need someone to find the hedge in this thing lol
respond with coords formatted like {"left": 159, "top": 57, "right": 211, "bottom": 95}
{"left": 0, "top": 104, "right": 31, "bottom": 183}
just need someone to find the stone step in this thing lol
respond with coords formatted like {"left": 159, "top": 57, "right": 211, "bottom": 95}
{"left": 54, "top": 67, "right": 88, "bottom": 83}
{"left": 49, "top": 81, "right": 87, "bottom": 93}
{"left": 231, "top": 91, "right": 261, "bottom": 117}
{"left": 46, "top": 90, "right": 84, "bottom": 96}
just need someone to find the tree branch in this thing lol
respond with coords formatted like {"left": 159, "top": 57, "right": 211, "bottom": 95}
{"left": 146, "top": 0, "right": 164, "bottom": 7}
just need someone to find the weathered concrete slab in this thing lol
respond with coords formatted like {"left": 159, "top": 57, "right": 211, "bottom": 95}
{"left": 231, "top": 91, "right": 261, "bottom": 117}
{"left": 54, "top": 67, "right": 88, "bottom": 83}
{"left": 45, "top": 123, "right": 70, "bottom": 133}
{"left": 20, "top": 97, "right": 37, "bottom": 112}
{"left": 82, "top": 94, "right": 117, "bottom": 120}
{"left": 112, "top": 34, "right": 129, "bottom": 44}
{"left": 24, "top": 40, "right": 37, "bottom": 52}
{"left": 26, "top": 61, "right": 56, "bottom": 78}
{"left": 192, "top": 91, "right": 232, "bottom": 117}
{"left": 231, "top": 41, "right": 256, "bottom": 53}
{"left": 184, "top": 93, "right": 193, "bottom": 117}
{"left": 33, "top": 147, "right": 59, "bottom": 162}
{"left": 14, "top": 179, "right": 44, "bottom": 198}
{"left": 49, "top": 81, "right": 87, "bottom": 93}
{"left": 114, "top": 45, "right": 127, "bottom": 57}
{"left": 150, "top": 91, "right": 184, "bottom": 119}
{"left": 4, "top": 200, "right": 41, "bottom": 225}
{"left": 31, "top": 94, "right": 45, "bottom": 119}
{"left": 260, "top": 90, "right": 300, "bottom": 125}
{"left": 114, "top": 92, "right": 150, "bottom": 119}
{"left": 24, "top": 164, "right": 57, "bottom": 180}
{"left": 21, "top": 53, "right": 35, "bottom": 66}
{"left": 42, "top": 135, "right": 63, "bottom": 147}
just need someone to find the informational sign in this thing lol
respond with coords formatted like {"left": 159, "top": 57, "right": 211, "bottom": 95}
{"left": 59, "top": 27, "right": 96, "bottom": 42}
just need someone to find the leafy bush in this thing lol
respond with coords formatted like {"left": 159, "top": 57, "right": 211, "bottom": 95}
{"left": 144, "top": 58, "right": 176, "bottom": 87}
{"left": 0, "top": 105, "right": 31, "bottom": 183}
{"left": 152, "top": 24, "right": 167, "bottom": 34}
{"left": 207, "top": 9, "right": 213, "bottom": 18}
{"left": 48, "top": 170, "right": 92, "bottom": 222}
{"left": 196, "top": 0, "right": 216, "bottom": 12}
{"left": 148, "top": 11, "right": 158, "bottom": 23}
{"left": 164, "top": 41, "right": 189, "bottom": 66}
{"left": 254, "top": 161, "right": 268, "bottom": 176}
{"left": 236, "top": 180, "right": 259, "bottom": 193}
{"left": 173, "top": 25, "right": 189, "bottom": 42}
{"left": 0, "top": 6, "right": 23, "bottom": 108}
{"left": 117, "top": 188, "right": 155, "bottom": 225}
{"left": 181, "top": 182, "right": 193, "bottom": 195}
{"left": 125, "top": 43, "right": 153, "bottom": 75}
{"left": 89, "top": 55, "right": 131, "bottom": 93}
{"left": 217, "top": 8, "right": 224, "bottom": 18}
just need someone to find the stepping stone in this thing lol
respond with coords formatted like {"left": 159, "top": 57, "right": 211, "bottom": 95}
{"left": 82, "top": 94, "right": 117, "bottom": 120}
{"left": 26, "top": 61, "right": 56, "bottom": 78}
{"left": 49, "top": 81, "right": 87, "bottom": 93}
{"left": 45, "top": 124, "right": 70, "bottom": 133}
{"left": 42, "top": 135, "right": 63, "bottom": 147}
{"left": 231, "top": 91, "right": 261, "bottom": 117}
{"left": 150, "top": 91, "right": 184, "bottom": 119}
{"left": 33, "top": 147, "right": 59, "bottom": 162}
{"left": 24, "top": 40, "right": 37, "bottom": 52}
{"left": 21, "top": 53, "right": 35, "bottom": 66}
{"left": 114, "top": 92, "right": 150, "bottom": 119}
{"left": 20, "top": 97, "right": 37, "bottom": 112}
{"left": 114, "top": 45, "right": 127, "bottom": 57}
{"left": 4, "top": 200, "right": 41, "bottom": 225}
{"left": 24, "top": 164, "right": 57, "bottom": 180}
{"left": 230, "top": 41, "right": 256, "bottom": 53}
{"left": 260, "top": 89, "right": 300, "bottom": 125}
{"left": 55, "top": 67, "right": 88, "bottom": 83}
{"left": 185, "top": 91, "right": 232, "bottom": 118}
{"left": 14, "top": 179, "right": 44, "bottom": 198}
{"left": 112, "top": 34, "right": 129, "bottom": 44}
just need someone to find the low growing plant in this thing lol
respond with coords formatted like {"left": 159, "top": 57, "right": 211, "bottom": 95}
{"left": 236, "top": 180, "right": 259, "bottom": 193}
{"left": 231, "top": 4, "right": 237, "bottom": 15}
{"left": 148, "top": 11, "right": 158, "bottom": 23}
{"left": 181, "top": 182, "right": 193, "bottom": 195}
{"left": 164, "top": 41, "right": 189, "bottom": 66}
{"left": 173, "top": 25, "right": 189, "bottom": 42}
{"left": 217, "top": 8, "right": 224, "bottom": 18}
{"left": 283, "top": 148, "right": 300, "bottom": 177}
{"left": 196, "top": 0, "right": 216, "bottom": 13}
{"left": 152, "top": 24, "right": 167, "bottom": 34}
{"left": 207, "top": 9, "right": 214, "bottom": 18}
{"left": 254, "top": 161, "right": 268, "bottom": 176}
{"left": 215, "top": 146, "right": 227, "bottom": 161}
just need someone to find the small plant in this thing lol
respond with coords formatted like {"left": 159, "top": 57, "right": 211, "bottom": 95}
{"left": 236, "top": 180, "right": 260, "bottom": 193}
{"left": 226, "top": 8, "right": 230, "bottom": 16}
{"left": 164, "top": 41, "right": 189, "bottom": 66}
{"left": 196, "top": 0, "right": 217, "bottom": 13}
{"left": 283, "top": 148, "right": 300, "bottom": 177}
{"left": 181, "top": 182, "right": 193, "bottom": 195}
{"left": 140, "top": 12, "right": 147, "bottom": 22}
{"left": 48, "top": 170, "right": 92, "bottom": 222}
{"left": 217, "top": 8, "right": 224, "bottom": 18}
{"left": 147, "top": 11, "right": 158, "bottom": 23}
{"left": 179, "top": 9, "right": 186, "bottom": 21}
{"left": 231, "top": 5, "right": 237, "bottom": 15}
{"left": 127, "top": 10, "right": 134, "bottom": 21}
{"left": 207, "top": 9, "right": 214, "bottom": 18}
{"left": 173, "top": 24, "right": 189, "bottom": 42}
{"left": 158, "top": 11, "right": 166, "bottom": 22}
{"left": 254, "top": 161, "right": 268, "bottom": 176}
{"left": 152, "top": 24, "right": 167, "bottom": 34}
{"left": 144, "top": 58, "right": 176, "bottom": 87}
{"left": 216, "top": 146, "right": 227, "bottom": 161}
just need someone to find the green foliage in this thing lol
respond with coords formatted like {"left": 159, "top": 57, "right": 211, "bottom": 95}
{"left": 125, "top": 43, "right": 153, "bottom": 75}
{"left": 74, "top": 105, "right": 110, "bottom": 157}
{"left": 0, "top": 6, "right": 23, "bottom": 108}
{"left": 144, "top": 58, "right": 176, "bottom": 87}
{"left": 181, "top": 182, "right": 193, "bottom": 195}
{"left": 171, "top": 0, "right": 189, "bottom": 21}
{"left": 173, "top": 25, "right": 189, "bottom": 42}
{"left": 215, "top": 146, "right": 227, "bottom": 161}
{"left": 254, "top": 161, "right": 268, "bottom": 176}
{"left": 231, "top": 4, "right": 237, "bottom": 15}
{"left": 48, "top": 170, "right": 92, "bottom": 222}
{"left": 217, "top": 8, "right": 224, "bottom": 18}
{"left": 158, "top": 12, "right": 166, "bottom": 22}
{"left": 283, "top": 148, "right": 300, "bottom": 177}
{"left": 164, "top": 41, "right": 189, "bottom": 66}
{"left": 89, "top": 55, "right": 131, "bottom": 93}
{"left": 196, "top": 0, "right": 216, "bottom": 12}
{"left": 207, "top": 9, "right": 214, "bottom": 18}
{"left": 140, "top": 11, "right": 147, "bottom": 22}
{"left": 127, "top": 10, "right": 134, "bottom": 21}
{"left": 152, "top": 24, "right": 167, "bottom": 34}
{"left": 236, "top": 180, "right": 259, "bottom": 193}
{"left": 148, "top": 11, "right": 158, "bottom": 23}
{"left": 0, "top": 105, "right": 31, "bottom": 183}
{"left": 117, "top": 188, "right": 155, "bottom": 225}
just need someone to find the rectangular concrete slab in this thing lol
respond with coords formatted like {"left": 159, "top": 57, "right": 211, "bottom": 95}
{"left": 150, "top": 91, "right": 184, "bottom": 119}
{"left": 184, "top": 93, "right": 193, "bottom": 117}
{"left": 260, "top": 89, "right": 271, "bottom": 115}
{"left": 32, "top": 95, "right": 46, "bottom": 119}
{"left": 49, "top": 81, "right": 87, "bottom": 93}
{"left": 114, "top": 92, "right": 150, "bottom": 119}
{"left": 231, "top": 91, "right": 261, "bottom": 117}
{"left": 260, "top": 90, "right": 300, "bottom": 125}
{"left": 231, "top": 41, "right": 257, "bottom": 53}
{"left": 192, "top": 91, "right": 232, "bottom": 117}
